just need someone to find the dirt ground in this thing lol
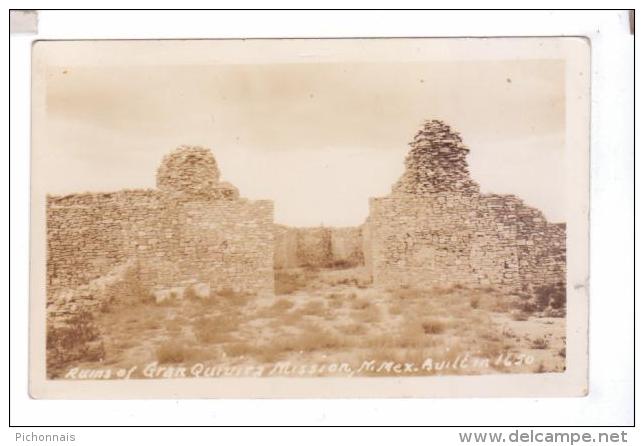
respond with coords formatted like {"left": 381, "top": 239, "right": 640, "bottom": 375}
{"left": 50, "top": 266, "right": 565, "bottom": 379}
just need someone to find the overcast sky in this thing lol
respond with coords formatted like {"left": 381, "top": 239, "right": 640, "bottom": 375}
{"left": 37, "top": 41, "right": 566, "bottom": 226}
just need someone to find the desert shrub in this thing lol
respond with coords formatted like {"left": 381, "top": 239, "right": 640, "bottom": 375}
{"left": 274, "top": 311, "right": 302, "bottom": 326}
{"left": 98, "top": 297, "right": 114, "bottom": 313}
{"left": 215, "top": 288, "right": 252, "bottom": 306}
{"left": 531, "top": 336, "right": 550, "bottom": 349}
{"left": 470, "top": 296, "right": 480, "bottom": 309}
{"left": 511, "top": 310, "right": 530, "bottom": 321}
{"left": 47, "top": 309, "right": 105, "bottom": 377}
{"left": 184, "top": 286, "right": 198, "bottom": 301}
{"left": 331, "top": 259, "right": 354, "bottom": 270}
{"left": 517, "top": 301, "right": 537, "bottom": 314}
{"left": 533, "top": 283, "right": 566, "bottom": 311}
{"left": 388, "top": 303, "right": 403, "bottom": 316}
{"left": 274, "top": 270, "right": 308, "bottom": 295}
{"left": 535, "top": 289, "right": 551, "bottom": 310}
{"left": 392, "top": 287, "right": 425, "bottom": 300}
{"left": 353, "top": 305, "right": 381, "bottom": 323}
{"left": 558, "top": 347, "right": 566, "bottom": 358}
{"left": 421, "top": 319, "right": 447, "bottom": 335}
{"left": 155, "top": 341, "right": 194, "bottom": 363}
{"left": 165, "top": 318, "right": 185, "bottom": 333}
{"left": 361, "top": 319, "right": 444, "bottom": 350}
{"left": 338, "top": 323, "right": 367, "bottom": 336}
{"left": 549, "top": 283, "right": 566, "bottom": 309}
{"left": 350, "top": 298, "right": 371, "bottom": 310}
{"left": 217, "top": 287, "right": 237, "bottom": 299}
{"left": 154, "top": 291, "right": 181, "bottom": 307}
{"left": 271, "top": 298, "right": 295, "bottom": 311}
{"left": 206, "top": 287, "right": 253, "bottom": 309}
{"left": 336, "top": 277, "right": 358, "bottom": 286}
{"left": 298, "top": 329, "right": 345, "bottom": 351}
{"left": 299, "top": 299, "right": 327, "bottom": 316}
{"left": 142, "top": 318, "right": 161, "bottom": 330}
{"left": 257, "top": 327, "right": 347, "bottom": 362}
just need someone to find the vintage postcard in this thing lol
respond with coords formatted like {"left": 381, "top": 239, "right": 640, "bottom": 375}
{"left": 30, "top": 38, "right": 589, "bottom": 398}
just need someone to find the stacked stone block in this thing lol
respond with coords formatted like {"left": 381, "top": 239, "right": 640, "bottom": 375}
{"left": 366, "top": 119, "right": 566, "bottom": 294}
{"left": 47, "top": 146, "right": 275, "bottom": 316}
{"left": 273, "top": 226, "right": 364, "bottom": 269}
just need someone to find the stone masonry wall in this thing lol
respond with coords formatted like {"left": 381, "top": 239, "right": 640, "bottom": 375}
{"left": 365, "top": 120, "right": 566, "bottom": 293}
{"left": 47, "top": 146, "right": 274, "bottom": 311}
{"left": 273, "top": 226, "right": 364, "bottom": 269}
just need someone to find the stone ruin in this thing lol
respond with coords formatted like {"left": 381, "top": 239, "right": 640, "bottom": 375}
{"left": 362, "top": 119, "right": 566, "bottom": 294}
{"left": 46, "top": 121, "right": 565, "bottom": 321}
{"left": 156, "top": 146, "right": 239, "bottom": 200}
{"left": 392, "top": 120, "right": 478, "bottom": 195}
{"left": 47, "top": 146, "right": 274, "bottom": 319}
{"left": 273, "top": 225, "right": 364, "bottom": 269}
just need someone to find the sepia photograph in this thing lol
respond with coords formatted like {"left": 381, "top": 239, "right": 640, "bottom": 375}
{"left": 29, "top": 38, "right": 590, "bottom": 398}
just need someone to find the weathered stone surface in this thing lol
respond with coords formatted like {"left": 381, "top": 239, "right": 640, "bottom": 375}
{"left": 273, "top": 225, "right": 364, "bottom": 269}
{"left": 365, "top": 120, "right": 566, "bottom": 294}
{"left": 156, "top": 145, "right": 221, "bottom": 197}
{"left": 47, "top": 146, "right": 275, "bottom": 318}
{"left": 392, "top": 119, "right": 479, "bottom": 195}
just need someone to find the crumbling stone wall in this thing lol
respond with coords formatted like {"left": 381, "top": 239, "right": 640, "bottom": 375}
{"left": 273, "top": 225, "right": 300, "bottom": 269}
{"left": 47, "top": 146, "right": 274, "bottom": 310}
{"left": 365, "top": 120, "right": 566, "bottom": 293}
{"left": 330, "top": 227, "right": 364, "bottom": 267}
{"left": 273, "top": 226, "right": 364, "bottom": 269}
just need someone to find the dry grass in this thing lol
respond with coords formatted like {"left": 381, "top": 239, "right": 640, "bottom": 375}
{"left": 362, "top": 322, "right": 440, "bottom": 350}
{"left": 325, "top": 292, "right": 349, "bottom": 309}
{"left": 155, "top": 341, "right": 196, "bottom": 363}
{"left": 353, "top": 305, "right": 381, "bottom": 323}
{"left": 274, "top": 269, "right": 311, "bottom": 294}
{"left": 256, "top": 326, "right": 348, "bottom": 362}
{"left": 165, "top": 318, "right": 184, "bottom": 333}
{"left": 193, "top": 315, "right": 239, "bottom": 343}
{"left": 511, "top": 311, "right": 530, "bottom": 321}
{"left": 223, "top": 342, "right": 258, "bottom": 358}
{"left": 337, "top": 323, "right": 368, "bottom": 336}
{"left": 46, "top": 309, "right": 105, "bottom": 378}
{"left": 388, "top": 303, "right": 403, "bottom": 315}
{"left": 215, "top": 288, "right": 253, "bottom": 307}
{"left": 391, "top": 287, "right": 426, "bottom": 300}
{"left": 350, "top": 298, "right": 371, "bottom": 310}
{"left": 51, "top": 266, "right": 565, "bottom": 379}
{"left": 272, "top": 298, "right": 295, "bottom": 311}
{"left": 298, "top": 299, "right": 328, "bottom": 317}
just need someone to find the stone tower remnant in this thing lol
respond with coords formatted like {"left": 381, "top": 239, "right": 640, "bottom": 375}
{"left": 392, "top": 119, "right": 478, "bottom": 195}
{"left": 47, "top": 146, "right": 274, "bottom": 316}
{"left": 364, "top": 119, "right": 566, "bottom": 294}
